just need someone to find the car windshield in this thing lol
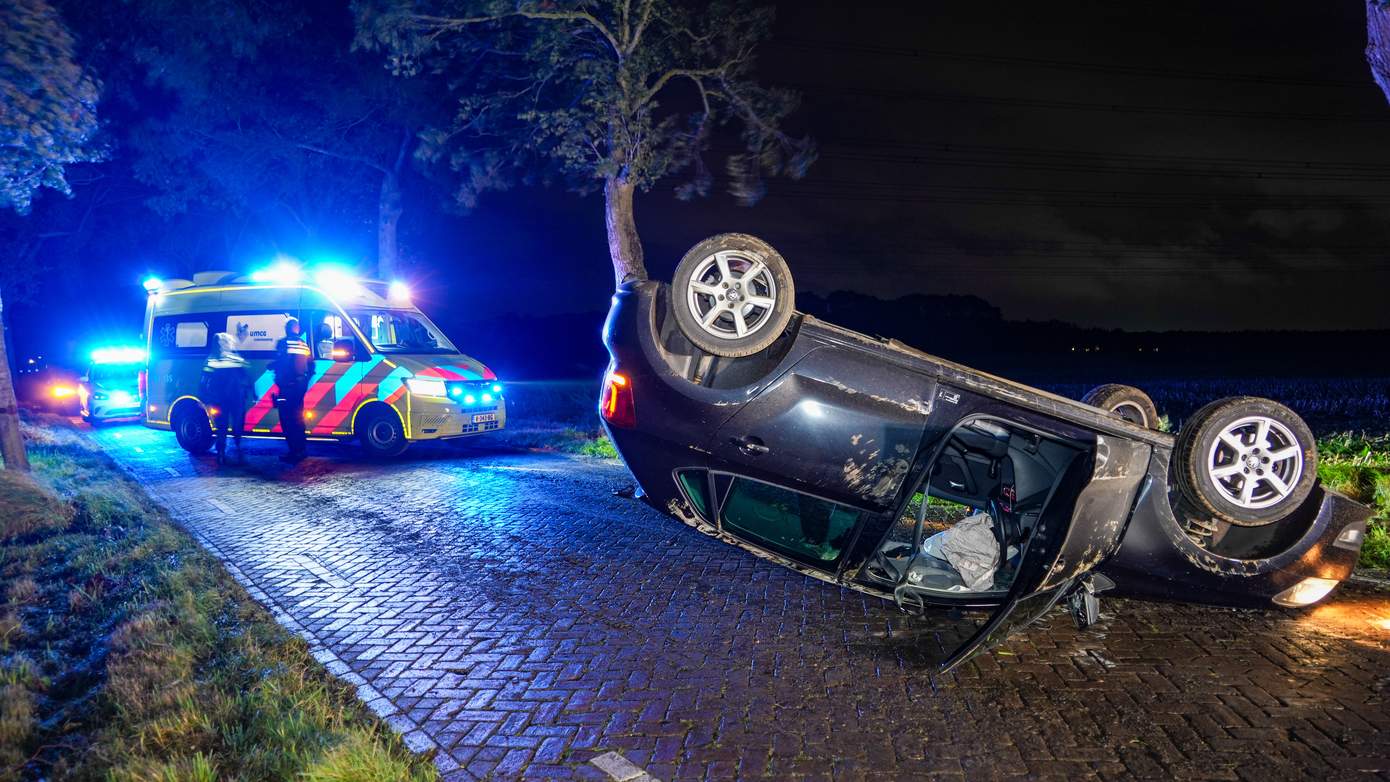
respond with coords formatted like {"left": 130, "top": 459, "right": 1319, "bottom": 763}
{"left": 89, "top": 364, "right": 140, "bottom": 386}
{"left": 348, "top": 309, "right": 458, "bottom": 354}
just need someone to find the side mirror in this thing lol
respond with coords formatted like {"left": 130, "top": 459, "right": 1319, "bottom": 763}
{"left": 79, "top": 375, "right": 89, "bottom": 383}
{"left": 331, "top": 338, "right": 361, "bottom": 362}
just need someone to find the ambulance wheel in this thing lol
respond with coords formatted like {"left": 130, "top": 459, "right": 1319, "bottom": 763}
{"left": 672, "top": 233, "right": 796, "bottom": 358}
{"left": 358, "top": 407, "right": 408, "bottom": 458}
{"left": 173, "top": 404, "right": 213, "bottom": 453}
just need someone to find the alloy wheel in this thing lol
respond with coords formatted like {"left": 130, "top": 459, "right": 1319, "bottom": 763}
{"left": 1204, "top": 415, "right": 1304, "bottom": 510}
{"left": 685, "top": 250, "right": 779, "bottom": 341}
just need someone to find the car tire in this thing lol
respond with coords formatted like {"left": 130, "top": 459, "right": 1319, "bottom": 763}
{"left": 671, "top": 233, "right": 796, "bottom": 358}
{"left": 1080, "top": 384, "right": 1160, "bottom": 430}
{"left": 1173, "top": 396, "right": 1317, "bottom": 527}
{"left": 172, "top": 404, "right": 213, "bottom": 453}
{"left": 358, "top": 407, "right": 408, "bottom": 458}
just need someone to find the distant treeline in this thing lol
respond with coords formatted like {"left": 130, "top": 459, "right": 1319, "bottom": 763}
{"left": 446, "top": 290, "right": 1390, "bottom": 381}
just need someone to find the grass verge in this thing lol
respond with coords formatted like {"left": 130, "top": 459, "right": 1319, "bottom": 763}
{"left": 0, "top": 419, "right": 437, "bottom": 781}
{"left": 1316, "top": 432, "right": 1390, "bottom": 571}
{"left": 490, "top": 425, "right": 618, "bottom": 458}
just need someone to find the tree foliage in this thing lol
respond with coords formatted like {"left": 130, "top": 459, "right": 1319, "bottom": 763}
{"left": 0, "top": 0, "right": 103, "bottom": 213}
{"left": 1368, "top": 1, "right": 1390, "bottom": 105}
{"left": 99, "top": 0, "right": 441, "bottom": 274}
{"left": 354, "top": 0, "right": 815, "bottom": 281}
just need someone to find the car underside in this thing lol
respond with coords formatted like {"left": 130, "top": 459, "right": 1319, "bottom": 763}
{"left": 599, "top": 235, "right": 1372, "bottom": 670}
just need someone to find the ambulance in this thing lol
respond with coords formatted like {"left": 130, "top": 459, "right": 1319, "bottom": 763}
{"left": 141, "top": 266, "right": 505, "bottom": 456}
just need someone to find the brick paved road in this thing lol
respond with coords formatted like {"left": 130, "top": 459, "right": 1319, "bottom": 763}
{"left": 89, "top": 423, "right": 1390, "bottom": 781}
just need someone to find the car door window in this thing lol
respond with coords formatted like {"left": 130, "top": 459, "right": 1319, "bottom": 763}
{"left": 862, "top": 417, "right": 1089, "bottom": 601}
{"left": 717, "top": 475, "right": 863, "bottom": 569}
{"left": 675, "top": 469, "right": 713, "bottom": 521}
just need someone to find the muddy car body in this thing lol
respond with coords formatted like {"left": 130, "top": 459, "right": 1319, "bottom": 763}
{"left": 598, "top": 237, "right": 1370, "bottom": 671}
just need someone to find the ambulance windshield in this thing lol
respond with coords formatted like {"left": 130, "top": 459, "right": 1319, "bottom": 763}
{"left": 348, "top": 309, "right": 459, "bottom": 354}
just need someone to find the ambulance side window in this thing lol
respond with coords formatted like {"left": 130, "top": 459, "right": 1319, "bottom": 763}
{"left": 306, "top": 311, "right": 348, "bottom": 360}
{"left": 151, "top": 316, "right": 211, "bottom": 357}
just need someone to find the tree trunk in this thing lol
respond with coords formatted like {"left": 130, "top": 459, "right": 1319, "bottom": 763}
{"left": 377, "top": 168, "right": 402, "bottom": 280}
{"left": 604, "top": 176, "right": 648, "bottom": 288}
{"left": 0, "top": 291, "right": 30, "bottom": 472}
{"left": 1370, "top": 2, "right": 1390, "bottom": 103}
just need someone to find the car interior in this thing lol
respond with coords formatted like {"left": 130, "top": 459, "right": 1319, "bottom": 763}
{"left": 863, "top": 418, "right": 1090, "bottom": 600}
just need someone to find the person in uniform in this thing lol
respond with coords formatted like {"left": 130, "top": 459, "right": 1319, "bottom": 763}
{"left": 202, "top": 332, "right": 251, "bottom": 464}
{"left": 272, "top": 317, "right": 313, "bottom": 462}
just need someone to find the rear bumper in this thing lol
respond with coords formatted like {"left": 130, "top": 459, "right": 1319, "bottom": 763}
{"left": 1099, "top": 451, "right": 1372, "bottom": 608}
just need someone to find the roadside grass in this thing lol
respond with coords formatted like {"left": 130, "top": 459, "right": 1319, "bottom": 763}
{"left": 491, "top": 380, "right": 618, "bottom": 458}
{"left": 1315, "top": 432, "right": 1390, "bottom": 571}
{"left": 0, "top": 419, "right": 437, "bottom": 781}
{"left": 491, "top": 425, "right": 618, "bottom": 458}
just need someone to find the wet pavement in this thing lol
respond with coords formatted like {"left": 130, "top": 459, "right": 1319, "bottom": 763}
{"left": 88, "top": 422, "right": 1390, "bottom": 781}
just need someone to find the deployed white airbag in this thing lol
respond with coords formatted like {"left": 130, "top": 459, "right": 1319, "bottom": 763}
{"left": 921, "top": 512, "right": 1001, "bottom": 591}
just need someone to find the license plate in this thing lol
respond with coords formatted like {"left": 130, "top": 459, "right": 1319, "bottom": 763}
{"left": 471, "top": 413, "right": 497, "bottom": 424}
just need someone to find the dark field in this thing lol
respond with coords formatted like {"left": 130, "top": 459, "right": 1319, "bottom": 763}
{"left": 1041, "top": 376, "right": 1390, "bottom": 436}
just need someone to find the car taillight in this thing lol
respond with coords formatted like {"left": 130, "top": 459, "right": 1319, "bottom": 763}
{"left": 600, "top": 369, "right": 636, "bottom": 428}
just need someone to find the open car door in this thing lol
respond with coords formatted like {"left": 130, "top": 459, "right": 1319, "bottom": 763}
{"left": 934, "top": 435, "right": 1152, "bottom": 673}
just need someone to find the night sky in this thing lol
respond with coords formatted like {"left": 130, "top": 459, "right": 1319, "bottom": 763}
{"left": 10, "top": 1, "right": 1390, "bottom": 365}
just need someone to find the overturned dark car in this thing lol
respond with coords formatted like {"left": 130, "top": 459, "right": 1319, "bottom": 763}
{"left": 599, "top": 234, "right": 1372, "bottom": 672}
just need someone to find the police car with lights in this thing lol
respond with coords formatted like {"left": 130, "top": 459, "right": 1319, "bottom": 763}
{"left": 79, "top": 347, "right": 145, "bottom": 424}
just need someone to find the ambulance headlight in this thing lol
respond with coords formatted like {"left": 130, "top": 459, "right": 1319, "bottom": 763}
{"left": 406, "top": 377, "right": 447, "bottom": 397}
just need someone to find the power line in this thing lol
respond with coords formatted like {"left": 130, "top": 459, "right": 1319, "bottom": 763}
{"left": 754, "top": 180, "right": 1390, "bottom": 209}
{"left": 815, "top": 138, "right": 1385, "bottom": 171}
{"left": 788, "top": 82, "right": 1390, "bottom": 123}
{"left": 770, "top": 38, "right": 1369, "bottom": 89}
{"left": 806, "top": 141, "right": 1390, "bottom": 183}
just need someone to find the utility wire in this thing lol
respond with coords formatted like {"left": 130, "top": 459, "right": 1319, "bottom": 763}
{"left": 752, "top": 181, "right": 1390, "bottom": 208}
{"left": 715, "top": 139, "right": 1390, "bottom": 180}
{"left": 770, "top": 38, "right": 1369, "bottom": 89}
{"left": 789, "top": 82, "right": 1390, "bottom": 122}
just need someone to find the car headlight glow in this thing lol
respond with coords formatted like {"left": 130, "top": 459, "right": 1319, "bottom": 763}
{"left": 406, "top": 377, "right": 448, "bottom": 397}
{"left": 1272, "top": 577, "right": 1339, "bottom": 607}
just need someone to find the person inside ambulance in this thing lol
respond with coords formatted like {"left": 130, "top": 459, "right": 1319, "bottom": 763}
{"left": 273, "top": 317, "right": 313, "bottom": 463}
{"left": 314, "top": 319, "right": 335, "bottom": 360}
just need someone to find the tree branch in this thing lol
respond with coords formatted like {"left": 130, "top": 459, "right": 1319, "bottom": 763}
{"left": 296, "top": 143, "right": 388, "bottom": 174}
{"left": 642, "top": 67, "right": 724, "bottom": 105}
{"left": 407, "top": 10, "right": 622, "bottom": 57}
